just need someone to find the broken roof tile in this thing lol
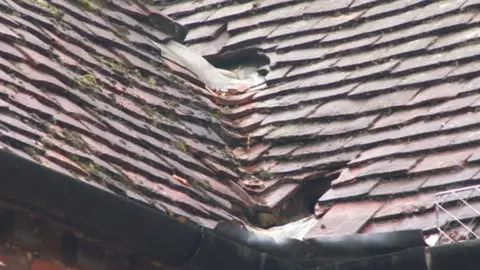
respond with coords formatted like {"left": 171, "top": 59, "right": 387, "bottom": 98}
{"left": 309, "top": 99, "right": 367, "bottom": 119}
{"left": 305, "top": 150, "right": 361, "bottom": 170}
{"left": 348, "top": 77, "right": 403, "bottom": 97}
{"left": 373, "top": 192, "right": 436, "bottom": 220}
{"left": 267, "top": 18, "right": 320, "bottom": 39}
{"left": 305, "top": 200, "right": 384, "bottom": 238}
{"left": 261, "top": 104, "right": 319, "bottom": 126}
{"left": 320, "top": 114, "right": 379, "bottom": 136}
{"left": 408, "top": 82, "right": 462, "bottom": 105}
{"left": 421, "top": 167, "right": 480, "bottom": 189}
{"left": 370, "top": 176, "right": 428, "bottom": 197}
{"left": 264, "top": 123, "right": 324, "bottom": 140}
{"left": 349, "top": 143, "right": 408, "bottom": 166}
{"left": 410, "top": 148, "right": 475, "bottom": 175}
{"left": 291, "top": 138, "right": 350, "bottom": 158}
{"left": 356, "top": 157, "right": 419, "bottom": 180}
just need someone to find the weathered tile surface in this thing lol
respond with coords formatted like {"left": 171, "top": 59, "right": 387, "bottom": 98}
{"left": 0, "top": 0, "right": 270, "bottom": 229}
{"left": 7, "top": 0, "right": 480, "bottom": 236}
{"left": 153, "top": 0, "right": 480, "bottom": 235}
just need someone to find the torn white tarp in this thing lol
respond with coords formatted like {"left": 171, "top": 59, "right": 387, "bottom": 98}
{"left": 246, "top": 215, "right": 318, "bottom": 240}
{"left": 151, "top": 39, "right": 249, "bottom": 92}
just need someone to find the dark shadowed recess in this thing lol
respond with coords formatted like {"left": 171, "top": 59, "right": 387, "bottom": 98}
{"left": 206, "top": 47, "right": 271, "bottom": 71}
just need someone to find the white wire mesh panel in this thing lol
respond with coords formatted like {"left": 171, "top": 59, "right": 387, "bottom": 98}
{"left": 434, "top": 185, "right": 480, "bottom": 245}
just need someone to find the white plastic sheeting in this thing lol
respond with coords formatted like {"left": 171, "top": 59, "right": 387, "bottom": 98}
{"left": 150, "top": 39, "right": 265, "bottom": 92}
{"left": 246, "top": 215, "right": 318, "bottom": 240}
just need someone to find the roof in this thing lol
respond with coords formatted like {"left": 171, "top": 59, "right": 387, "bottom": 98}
{"left": 156, "top": 0, "right": 480, "bottom": 239}
{"left": 3, "top": 1, "right": 480, "bottom": 267}
{"left": 4, "top": 0, "right": 480, "bottom": 248}
{"left": 0, "top": 0, "right": 268, "bottom": 230}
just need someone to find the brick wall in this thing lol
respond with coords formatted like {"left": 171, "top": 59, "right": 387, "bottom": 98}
{"left": 0, "top": 203, "right": 177, "bottom": 270}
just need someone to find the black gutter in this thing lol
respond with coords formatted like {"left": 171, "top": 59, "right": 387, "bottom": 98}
{"left": 0, "top": 149, "right": 479, "bottom": 270}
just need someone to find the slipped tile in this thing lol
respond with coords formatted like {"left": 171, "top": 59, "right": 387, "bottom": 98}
{"left": 264, "top": 123, "right": 324, "bottom": 140}
{"left": 410, "top": 148, "right": 475, "bottom": 175}
{"left": 292, "top": 137, "right": 350, "bottom": 157}
{"left": 306, "top": 200, "right": 384, "bottom": 237}
{"left": 373, "top": 192, "right": 437, "bottom": 220}
{"left": 261, "top": 104, "right": 319, "bottom": 126}
{"left": 319, "top": 114, "right": 379, "bottom": 136}
{"left": 258, "top": 183, "right": 299, "bottom": 208}
{"left": 421, "top": 166, "right": 480, "bottom": 189}
{"left": 318, "top": 179, "right": 379, "bottom": 201}
{"left": 370, "top": 176, "right": 429, "bottom": 197}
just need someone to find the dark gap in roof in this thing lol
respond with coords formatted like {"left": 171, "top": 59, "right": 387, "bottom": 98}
{"left": 256, "top": 172, "right": 337, "bottom": 229}
{"left": 206, "top": 47, "right": 270, "bottom": 71}
{"left": 296, "top": 174, "right": 334, "bottom": 219}
{"left": 204, "top": 47, "right": 270, "bottom": 91}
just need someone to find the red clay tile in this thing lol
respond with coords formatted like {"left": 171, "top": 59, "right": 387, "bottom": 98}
{"left": 441, "top": 111, "right": 480, "bottom": 131}
{"left": 370, "top": 176, "right": 429, "bottom": 197}
{"left": 288, "top": 58, "right": 338, "bottom": 78}
{"left": 363, "top": 200, "right": 480, "bottom": 233}
{"left": 356, "top": 157, "right": 419, "bottom": 179}
{"left": 415, "top": 0, "right": 466, "bottom": 21}
{"left": 321, "top": 179, "right": 378, "bottom": 202}
{"left": 268, "top": 18, "right": 320, "bottom": 39}
{"left": 374, "top": 192, "right": 436, "bottom": 220}
{"left": 264, "top": 123, "right": 324, "bottom": 140}
{"left": 382, "top": 37, "right": 437, "bottom": 59}
{"left": 335, "top": 47, "right": 389, "bottom": 67}
{"left": 347, "top": 60, "right": 399, "bottom": 80}
{"left": 349, "top": 143, "right": 408, "bottom": 166}
{"left": 421, "top": 166, "right": 480, "bottom": 189}
{"left": 306, "top": 200, "right": 384, "bottom": 238}
{"left": 309, "top": 99, "right": 367, "bottom": 119}
{"left": 258, "top": 183, "right": 299, "bottom": 208}
{"left": 425, "top": 95, "right": 479, "bottom": 117}
{"left": 267, "top": 159, "right": 310, "bottom": 174}
{"left": 409, "top": 82, "right": 463, "bottom": 105}
{"left": 233, "top": 112, "right": 268, "bottom": 132}
{"left": 275, "top": 33, "right": 328, "bottom": 52}
{"left": 225, "top": 25, "right": 278, "bottom": 49}
{"left": 320, "top": 115, "right": 379, "bottom": 136}
{"left": 261, "top": 104, "right": 319, "bottom": 126}
{"left": 232, "top": 143, "right": 271, "bottom": 162}
{"left": 410, "top": 148, "right": 475, "bottom": 175}
{"left": 398, "top": 66, "right": 455, "bottom": 87}
{"left": 359, "top": 89, "right": 420, "bottom": 113}
{"left": 292, "top": 137, "right": 350, "bottom": 157}
{"left": 305, "top": 150, "right": 361, "bottom": 170}
{"left": 262, "top": 144, "right": 301, "bottom": 159}
{"left": 348, "top": 77, "right": 402, "bottom": 97}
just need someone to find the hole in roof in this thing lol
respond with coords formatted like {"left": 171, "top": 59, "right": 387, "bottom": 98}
{"left": 206, "top": 48, "right": 271, "bottom": 91}
{"left": 153, "top": 40, "right": 267, "bottom": 93}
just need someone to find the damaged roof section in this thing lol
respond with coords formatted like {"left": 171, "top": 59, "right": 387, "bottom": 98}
{"left": 154, "top": 0, "right": 480, "bottom": 236}
{"left": 0, "top": 0, "right": 272, "bottom": 230}
{"left": 155, "top": 40, "right": 262, "bottom": 93}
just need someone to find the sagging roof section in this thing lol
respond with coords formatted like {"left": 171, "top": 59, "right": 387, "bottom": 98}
{"left": 154, "top": 0, "right": 480, "bottom": 238}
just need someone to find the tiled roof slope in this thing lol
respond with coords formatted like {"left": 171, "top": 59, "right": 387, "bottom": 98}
{"left": 0, "top": 0, "right": 261, "bottom": 229}
{"left": 156, "top": 0, "right": 480, "bottom": 238}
